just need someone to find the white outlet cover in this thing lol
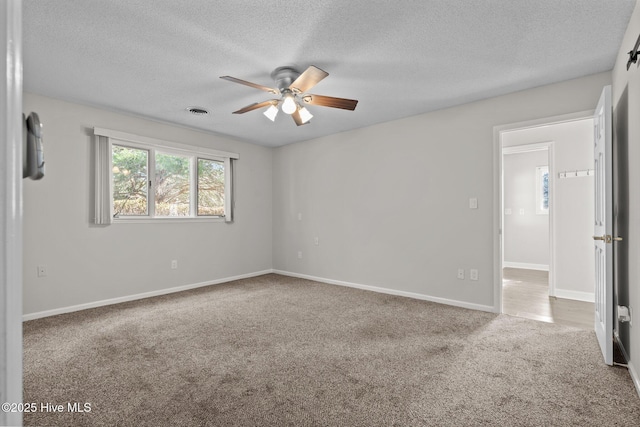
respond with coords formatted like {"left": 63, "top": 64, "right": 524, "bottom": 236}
{"left": 470, "top": 269, "right": 479, "bottom": 281}
{"left": 505, "top": 208, "right": 512, "bottom": 215}
{"left": 469, "top": 198, "right": 478, "bottom": 209}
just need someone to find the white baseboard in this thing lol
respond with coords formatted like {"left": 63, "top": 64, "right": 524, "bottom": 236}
{"left": 503, "top": 262, "right": 549, "bottom": 271}
{"left": 628, "top": 361, "right": 640, "bottom": 399}
{"left": 272, "top": 270, "right": 495, "bottom": 313}
{"left": 22, "top": 269, "right": 274, "bottom": 321}
{"left": 553, "top": 289, "right": 595, "bottom": 303}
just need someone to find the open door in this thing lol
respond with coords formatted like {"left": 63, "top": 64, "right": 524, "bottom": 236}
{"left": 593, "top": 85, "right": 615, "bottom": 365}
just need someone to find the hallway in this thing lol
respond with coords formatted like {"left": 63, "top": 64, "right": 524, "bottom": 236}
{"left": 502, "top": 267, "right": 594, "bottom": 330}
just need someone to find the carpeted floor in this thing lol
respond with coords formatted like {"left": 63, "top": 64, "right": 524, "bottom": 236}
{"left": 23, "top": 274, "right": 640, "bottom": 426}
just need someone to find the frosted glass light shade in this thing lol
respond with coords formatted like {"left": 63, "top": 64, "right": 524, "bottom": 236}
{"left": 263, "top": 105, "right": 278, "bottom": 121}
{"left": 298, "top": 107, "right": 313, "bottom": 124}
{"left": 281, "top": 94, "right": 297, "bottom": 115}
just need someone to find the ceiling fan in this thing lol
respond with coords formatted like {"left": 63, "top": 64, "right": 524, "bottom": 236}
{"left": 220, "top": 65, "right": 358, "bottom": 126}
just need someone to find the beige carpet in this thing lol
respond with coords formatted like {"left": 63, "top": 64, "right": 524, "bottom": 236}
{"left": 23, "top": 274, "right": 640, "bottom": 426}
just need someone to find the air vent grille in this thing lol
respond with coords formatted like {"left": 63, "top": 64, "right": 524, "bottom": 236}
{"left": 186, "top": 107, "right": 209, "bottom": 116}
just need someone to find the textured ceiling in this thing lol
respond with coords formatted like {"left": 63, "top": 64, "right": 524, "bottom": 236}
{"left": 23, "top": 0, "right": 636, "bottom": 147}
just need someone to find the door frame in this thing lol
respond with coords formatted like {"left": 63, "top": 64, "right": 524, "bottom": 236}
{"left": 493, "top": 110, "right": 594, "bottom": 313}
{"left": 1, "top": 1, "right": 23, "bottom": 426}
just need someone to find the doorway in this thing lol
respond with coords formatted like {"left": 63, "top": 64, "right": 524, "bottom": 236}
{"left": 502, "top": 144, "right": 554, "bottom": 323}
{"left": 494, "top": 113, "right": 596, "bottom": 329}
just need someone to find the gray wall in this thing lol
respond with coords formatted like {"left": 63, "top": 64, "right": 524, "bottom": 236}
{"left": 23, "top": 93, "right": 273, "bottom": 316}
{"left": 503, "top": 150, "right": 549, "bottom": 269}
{"left": 612, "top": 0, "right": 640, "bottom": 391}
{"left": 23, "top": 73, "right": 612, "bottom": 316}
{"left": 273, "top": 71, "right": 611, "bottom": 310}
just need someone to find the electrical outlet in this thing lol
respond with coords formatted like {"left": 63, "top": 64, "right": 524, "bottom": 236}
{"left": 298, "top": 251, "right": 303, "bottom": 259}
{"left": 457, "top": 268, "right": 464, "bottom": 280}
{"left": 470, "top": 269, "right": 479, "bottom": 281}
{"left": 314, "top": 237, "right": 319, "bottom": 246}
{"left": 37, "top": 265, "right": 47, "bottom": 277}
{"left": 171, "top": 260, "right": 178, "bottom": 269}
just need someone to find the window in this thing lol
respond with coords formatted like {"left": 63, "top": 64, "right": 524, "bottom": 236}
{"left": 535, "top": 165, "right": 549, "bottom": 215}
{"left": 94, "top": 128, "right": 238, "bottom": 224}
{"left": 154, "top": 151, "right": 191, "bottom": 217}
{"left": 197, "top": 158, "right": 225, "bottom": 216}
{"left": 112, "top": 145, "right": 149, "bottom": 216}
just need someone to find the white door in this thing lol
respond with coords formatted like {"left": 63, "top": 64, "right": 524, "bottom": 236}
{"left": 593, "top": 85, "right": 613, "bottom": 366}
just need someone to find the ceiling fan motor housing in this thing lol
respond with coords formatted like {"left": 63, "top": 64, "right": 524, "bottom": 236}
{"left": 271, "top": 66, "right": 301, "bottom": 92}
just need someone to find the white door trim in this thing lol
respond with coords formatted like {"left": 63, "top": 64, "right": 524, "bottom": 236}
{"left": 1, "top": 1, "right": 23, "bottom": 426}
{"left": 493, "top": 110, "right": 594, "bottom": 313}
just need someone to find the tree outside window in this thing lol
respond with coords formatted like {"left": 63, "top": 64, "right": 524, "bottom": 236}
{"left": 112, "top": 145, "right": 148, "bottom": 216}
{"left": 111, "top": 144, "right": 227, "bottom": 219}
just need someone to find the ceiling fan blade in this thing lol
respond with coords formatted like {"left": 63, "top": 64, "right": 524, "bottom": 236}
{"left": 302, "top": 94, "right": 358, "bottom": 111}
{"left": 220, "top": 76, "right": 279, "bottom": 94}
{"left": 232, "top": 100, "right": 277, "bottom": 114}
{"left": 289, "top": 65, "right": 329, "bottom": 93}
{"left": 291, "top": 109, "right": 309, "bottom": 126}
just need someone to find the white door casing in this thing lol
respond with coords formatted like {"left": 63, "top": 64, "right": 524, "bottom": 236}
{"left": 593, "top": 85, "right": 613, "bottom": 366}
{"left": 1, "top": 0, "right": 23, "bottom": 426}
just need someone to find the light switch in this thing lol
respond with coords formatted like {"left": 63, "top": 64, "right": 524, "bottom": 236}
{"left": 519, "top": 208, "right": 525, "bottom": 215}
{"left": 469, "top": 198, "right": 478, "bottom": 209}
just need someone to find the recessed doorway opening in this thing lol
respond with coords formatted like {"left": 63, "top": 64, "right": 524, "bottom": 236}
{"left": 495, "top": 113, "right": 596, "bottom": 329}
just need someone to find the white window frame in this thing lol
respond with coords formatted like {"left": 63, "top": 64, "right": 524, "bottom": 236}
{"left": 93, "top": 128, "right": 238, "bottom": 225}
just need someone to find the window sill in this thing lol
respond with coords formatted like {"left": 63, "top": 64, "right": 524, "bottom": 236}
{"left": 113, "top": 217, "right": 227, "bottom": 224}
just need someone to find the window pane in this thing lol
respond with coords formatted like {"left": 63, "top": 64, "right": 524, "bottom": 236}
{"left": 112, "top": 145, "right": 148, "bottom": 216}
{"left": 155, "top": 152, "right": 190, "bottom": 217}
{"left": 542, "top": 171, "right": 549, "bottom": 209}
{"left": 197, "top": 158, "right": 225, "bottom": 216}
{"left": 535, "top": 166, "right": 549, "bottom": 215}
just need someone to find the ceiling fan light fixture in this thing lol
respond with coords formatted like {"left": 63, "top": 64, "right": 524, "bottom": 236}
{"left": 220, "top": 65, "right": 358, "bottom": 126}
{"left": 298, "top": 106, "right": 313, "bottom": 124}
{"left": 263, "top": 104, "right": 279, "bottom": 122}
{"left": 281, "top": 92, "right": 297, "bottom": 115}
